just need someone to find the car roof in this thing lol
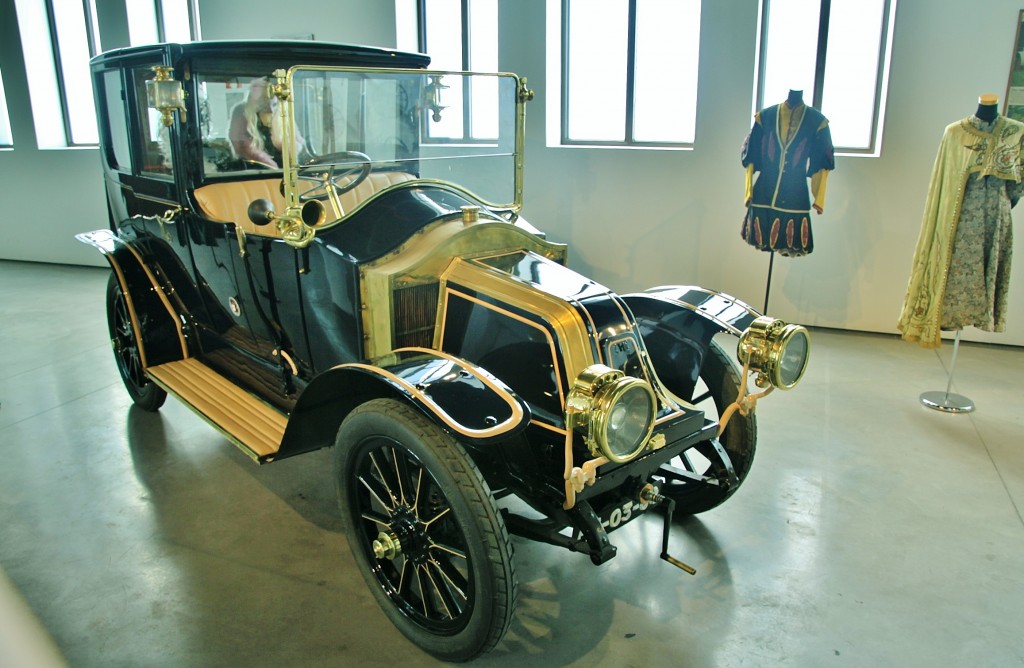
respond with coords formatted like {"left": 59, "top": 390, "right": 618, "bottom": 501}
{"left": 89, "top": 39, "right": 431, "bottom": 70}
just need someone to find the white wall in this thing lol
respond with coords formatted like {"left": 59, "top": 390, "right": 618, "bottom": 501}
{"left": 2, "top": 0, "right": 1022, "bottom": 346}
{"left": 498, "top": 0, "right": 1024, "bottom": 346}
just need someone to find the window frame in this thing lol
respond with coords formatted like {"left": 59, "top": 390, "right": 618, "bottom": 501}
{"left": 401, "top": 0, "right": 496, "bottom": 144}
{"left": 44, "top": 0, "right": 101, "bottom": 147}
{"left": 558, "top": 0, "right": 700, "bottom": 149}
{"left": 0, "top": 68, "right": 13, "bottom": 148}
{"left": 752, "top": 0, "right": 897, "bottom": 156}
{"left": 15, "top": 0, "right": 199, "bottom": 149}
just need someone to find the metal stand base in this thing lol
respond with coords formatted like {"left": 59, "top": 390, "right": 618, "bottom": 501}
{"left": 919, "top": 390, "right": 975, "bottom": 413}
{"left": 919, "top": 329, "right": 975, "bottom": 413}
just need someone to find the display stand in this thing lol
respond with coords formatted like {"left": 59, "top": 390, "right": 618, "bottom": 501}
{"left": 763, "top": 251, "right": 775, "bottom": 312}
{"left": 919, "top": 329, "right": 975, "bottom": 413}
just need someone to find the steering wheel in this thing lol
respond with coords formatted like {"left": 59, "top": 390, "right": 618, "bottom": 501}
{"left": 297, "top": 151, "right": 372, "bottom": 201}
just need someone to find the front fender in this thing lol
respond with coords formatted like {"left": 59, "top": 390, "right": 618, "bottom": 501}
{"left": 277, "top": 347, "right": 532, "bottom": 459}
{"left": 622, "top": 286, "right": 761, "bottom": 400}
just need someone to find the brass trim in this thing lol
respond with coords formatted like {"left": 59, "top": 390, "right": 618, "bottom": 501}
{"left": 566, "top": 364, "right": 656, "bottom": 463}
{"left": 394, "top": 345, "right": 526, "bottom": 425}
{"left": 736, "top": 316, "right": 811, "bottom": 390}
{"left": 441, "top": 287, "right": 567, "bottom": 409}
{"left": 441, "top": 257, "right": 595, "bottom": 383}
{"left": 360, "top": 218, "right": 565, "bottom": 359}
{"left": 116, "top": 237, "right": 189, "bottom": 359}
{"left": 108, "top": 250, "right": 148, "bottom": 370}
{"left": 280, "top": 66, "right": 528, "bottom": 217}
{"left": 339, "top": 359, "right": 520, "bottom": 440}
{"left": 77, "top": 228, "right": 187, "bottom": 362}
{"left": 235, "top": 226, "right": 248, "bottom": 258}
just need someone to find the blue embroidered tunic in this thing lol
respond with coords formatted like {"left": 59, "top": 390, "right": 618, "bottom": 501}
{"left": 741, "top": 103, "right": 835, "bottom": 256}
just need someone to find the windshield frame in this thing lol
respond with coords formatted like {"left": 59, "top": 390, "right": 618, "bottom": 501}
{"left": 273, "top": 65, "right": 530, "bottom": 221}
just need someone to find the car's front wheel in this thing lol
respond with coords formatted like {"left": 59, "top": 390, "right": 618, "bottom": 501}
{"left": 106, "top": 274, "right": 166, "bottom": 412}
{"left": 657, "top": 339, "right": 757, "bottom": 514}
{"left": 333, "top": 398, "right": 517, "bottom": 662}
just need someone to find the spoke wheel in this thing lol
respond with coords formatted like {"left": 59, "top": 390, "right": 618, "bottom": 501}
{"left": 657, "top": 339, "right": 756, "bottom": 515}
{"left": 334, "top": 398, "right": 516, "bottom": 661}
{"left": 106, "top": 274, "right": 166, "bottom": 411}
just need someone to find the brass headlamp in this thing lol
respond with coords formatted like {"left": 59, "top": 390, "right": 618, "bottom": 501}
{"left": 566, "top": 364, "right": 657, "bottom": 463}
{"left": 736, "top": 316, "right": 810, "bottom": 390}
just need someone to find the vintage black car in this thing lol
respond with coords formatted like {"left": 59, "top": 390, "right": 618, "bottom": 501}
{"left": 78, "top": 40, "right": 810, "bottom": 661}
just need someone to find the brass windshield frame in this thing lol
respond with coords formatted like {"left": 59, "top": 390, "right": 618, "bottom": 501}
{"left": 274, "top": 65, "right": 531, "bottom": 218}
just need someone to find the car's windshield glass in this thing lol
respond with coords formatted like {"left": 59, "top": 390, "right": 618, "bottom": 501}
{"left": 284, "top": 67, "right": 520, "bottom": 213}
{"left": 197, "top": 67, "right": 520, "bottom": 214}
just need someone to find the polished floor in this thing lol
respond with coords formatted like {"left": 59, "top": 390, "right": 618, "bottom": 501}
{"left": 1, "top": 259, "right": 1022, "bottom": 667}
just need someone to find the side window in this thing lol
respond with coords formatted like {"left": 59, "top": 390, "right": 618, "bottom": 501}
{"left": 196, "top": 72, "right": 285, "bottom": 175}
{"left": 754, "top": 0, "right": 897, "bottom": 154}
{"left": 131, "top": 67, "right": 173, "bottom": 176}
{"left": 100, "top": 70, "right": 131, "bottom": 171}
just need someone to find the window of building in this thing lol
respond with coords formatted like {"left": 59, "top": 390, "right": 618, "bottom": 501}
{"left": 0, "top": 69, "right": 13, "bottom": 148}
{"left": 394, "top": 0, "right": 499, "bottom": 141}
{"left": 546, "top": 0, "right": 702, "bottom": 148}
{"left": 754, "top": 0, "right": 897, "bottom": 155}
{"left": 14, "top": 0, "right": 198, "bottom": 149}
{"left": 125, "top": 0, "right": 201, "bottom": 45}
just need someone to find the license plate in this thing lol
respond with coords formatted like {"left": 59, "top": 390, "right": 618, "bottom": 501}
{"left": 598, "top": 496, "right": 653, "bottom": 530}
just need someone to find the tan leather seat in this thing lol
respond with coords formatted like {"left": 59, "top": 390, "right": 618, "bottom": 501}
{"left": 194, "top": 172, "right": 415, "bottom": 238}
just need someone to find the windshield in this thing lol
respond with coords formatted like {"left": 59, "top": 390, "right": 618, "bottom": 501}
{"left": 270, "top": 67, "right": 523, "bottom": 219}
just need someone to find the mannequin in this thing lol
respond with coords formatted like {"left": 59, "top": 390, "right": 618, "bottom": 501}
{"left": 898, "top": 93, "right": 1023, "bottom": 348}
{"left": 975, "top": 93, "right": 998, "bottom": 123}
{"left": 740, "top": 89, "right": 835, "bottom": 257}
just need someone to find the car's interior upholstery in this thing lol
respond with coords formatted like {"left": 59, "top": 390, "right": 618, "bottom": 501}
{"left": 194, "top": 171, "right": 415, "bottom": 237}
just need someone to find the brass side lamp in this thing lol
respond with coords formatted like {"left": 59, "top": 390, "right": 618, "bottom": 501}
{"left": 146, "top": 66, "right": 186, "bottom": 127}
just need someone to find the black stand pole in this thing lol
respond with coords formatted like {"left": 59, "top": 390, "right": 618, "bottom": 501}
{"left": 763, "top": 250, "right": 775, "bottom": 312}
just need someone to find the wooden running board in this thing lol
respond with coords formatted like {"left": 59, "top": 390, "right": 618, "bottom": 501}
{"left": 147, "top": 358, "right": 287, "bottom": 461}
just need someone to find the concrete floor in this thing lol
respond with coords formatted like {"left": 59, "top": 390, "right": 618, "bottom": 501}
{"left": 1, "top": 259, "right": 1022, "bottom": 667}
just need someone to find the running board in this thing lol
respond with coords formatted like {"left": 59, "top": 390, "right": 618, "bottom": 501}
{"left": 146, "top": 358, "right": 287, "bottom": 462}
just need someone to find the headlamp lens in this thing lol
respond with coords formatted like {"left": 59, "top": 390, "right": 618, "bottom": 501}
{"left": 778, "top": 327, "right": 809, "bottom": 388}
{"left": 568, "top": 365, "right": 657, "bottom": 463}
{"left": 603, "top": 382, "right": 656, "bottom": 461}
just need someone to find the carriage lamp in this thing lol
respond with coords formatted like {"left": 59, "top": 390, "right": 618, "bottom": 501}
{"left": 736, "top": 316, "right": 810, "bottom": 390}
{"left": 146, "top": 66, "right": 186, "bottom": 127}
{"left": 423, "top": 74, "right": 449, "bottom": 122}
{"left": 566, "top": 364, "right": 657, "bottom": 463}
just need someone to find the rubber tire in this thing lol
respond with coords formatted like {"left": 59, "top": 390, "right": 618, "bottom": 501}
{"left": 106, "top": 274, "right": 167, "bottom": 412}
{"left": 333, "top": 398, "right": 517, "bottom": 662}
{"left": 660, "top": 339, "right": 757, "bottom": 515}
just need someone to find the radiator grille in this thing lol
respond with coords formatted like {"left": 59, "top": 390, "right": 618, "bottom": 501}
{"left": 393, "top": 282, "right": 439, "bottom": 349}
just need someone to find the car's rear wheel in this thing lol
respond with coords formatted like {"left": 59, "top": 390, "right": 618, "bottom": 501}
{"left": 333, "top": 398, "right": 516, "bottom": 662}
{"left": 106, "top": 274, "right": 166, "bottom": 412}
{"left": 657, "top": 339, "right": 757, "bottom": 514}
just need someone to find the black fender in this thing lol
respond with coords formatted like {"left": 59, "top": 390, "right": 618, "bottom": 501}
{"left": 277, "top": 347, "right": 532, "bottom": 459}
{"left": 76, "top": 229, "right": 189, "bottom": 367}
{"left": 622, "top": 286, "right": 761, "bottom": 400}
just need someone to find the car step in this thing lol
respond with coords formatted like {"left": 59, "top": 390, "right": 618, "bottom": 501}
{"left": 146, "top": 358, "right": 287, "bottom": 461}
